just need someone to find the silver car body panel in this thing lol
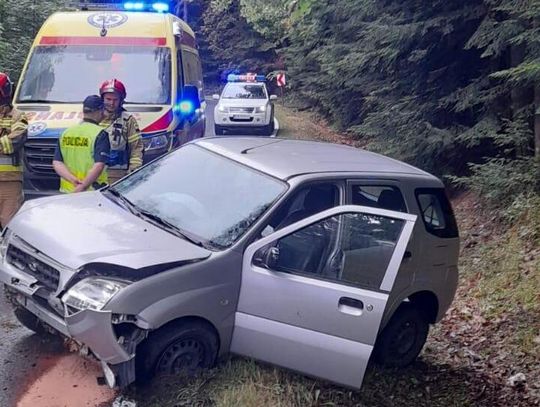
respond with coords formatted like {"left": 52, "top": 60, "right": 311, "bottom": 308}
{"left": 65, "top": 309, "right": 132, "bottom": 364}
{"left": 10, "top": 191, "right": 211, "bottom": 270}
{"left": 197, "top": 138, "right": 434, "bottom": 180}
{"left": 232, "top": 205, "right": 416, "bottom": 389}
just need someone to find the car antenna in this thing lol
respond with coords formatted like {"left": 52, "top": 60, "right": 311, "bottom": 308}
{"left": 240, "top": 139, "right": 282, "bottom": 154}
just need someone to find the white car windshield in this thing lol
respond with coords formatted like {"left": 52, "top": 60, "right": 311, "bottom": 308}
{"left": 222, "top": 83, "right": 267, "bottom": 99}
{"left": 111, "top": 145, "right": 286, "bottom": 249}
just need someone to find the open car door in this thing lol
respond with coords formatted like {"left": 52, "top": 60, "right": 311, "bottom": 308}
{"left": 231, "top": 205, "right": 417, "bottom": 388}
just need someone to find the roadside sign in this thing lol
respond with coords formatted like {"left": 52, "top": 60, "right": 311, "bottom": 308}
{"left": 276, "top": 73, "right": 286, "bottom": 87}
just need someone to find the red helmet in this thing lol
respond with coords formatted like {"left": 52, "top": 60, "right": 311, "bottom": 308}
{"left": 99, "top": 79, "right": 126, "bottom": 100}
{"left": 0, "top": 73, "right": 12, "bottom": 99}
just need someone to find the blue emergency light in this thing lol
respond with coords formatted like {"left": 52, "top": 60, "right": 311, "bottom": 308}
{"left": 124, "top": 2, "right": 144, "bottom": 10}
{"left": 177, "top": 100, "right": 194, "bottom": 115}
{"left": 122, "top": 1, "right": 169, "bottom": 12}
{"left": 227, "top": 73, "right": 266, "bottom": 83}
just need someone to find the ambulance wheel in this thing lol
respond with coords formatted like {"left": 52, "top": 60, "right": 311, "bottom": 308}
{"left": 372, "top": 303, "right": 429, "bottom": 368}
{"left": 137, "top": 320, "right": 218, "bottom": 382}
{"left": 13, "top": 307, "right": 51, "bottom": 336}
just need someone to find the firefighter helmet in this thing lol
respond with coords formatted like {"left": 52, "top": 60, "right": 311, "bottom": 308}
{"left": 0, "top": 73, "right": 12, "bottom": 99}
{"left": 99, "top": 79, "right": 127, "bottom": 100}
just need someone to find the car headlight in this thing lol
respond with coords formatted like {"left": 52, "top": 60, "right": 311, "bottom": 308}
{"left": 254, "top": 105, "right": 267, "bottom": 113}
{"left": 62, "top": 278, "right": 129, "bottom": 311}
{"left": 217, "top": 104, "right": 226, "bottom": 112}
{"left": 143, "top": 133, "right": 170, "bottom": 152}
{"left": 0, "top": 228, "right": 12, "bottom": 258}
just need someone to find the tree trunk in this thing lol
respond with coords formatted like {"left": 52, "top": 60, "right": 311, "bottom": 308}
{"left": 535, "top": 86, "right": 540, "bottom": 160}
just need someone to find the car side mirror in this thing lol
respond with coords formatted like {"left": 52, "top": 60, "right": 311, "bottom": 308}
{"left": 212, "top": 94, "right": 220, "bottom": 100}
{"left": 270, "top": 95, "right": 278, "bottom": 100}
{"left": 254, "top": 245, "right": 280, "bottom": 269}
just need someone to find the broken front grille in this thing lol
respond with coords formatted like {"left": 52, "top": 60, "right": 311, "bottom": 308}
{"left": 24, "top": 138, "right": 57, "bottom": 175}
{"left": 7, "top": 245, "right": 60, "bottom": 291}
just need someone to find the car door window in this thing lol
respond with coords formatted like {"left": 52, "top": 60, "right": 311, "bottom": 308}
{"left": 260, "top": 183, "right": 340, "bottom": 237}
{"left": 255, "top": 212, "right": 405, "bottom": 291}
{"left": 351, "top": 185, "right": 407, "bottom": 213}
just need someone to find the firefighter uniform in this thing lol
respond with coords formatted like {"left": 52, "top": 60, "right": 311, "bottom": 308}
{"left": 0, "top": 104, "right": 27, "bottom": 227}
{"left": 99, "top": 111, "right": 143, "bottom": 184}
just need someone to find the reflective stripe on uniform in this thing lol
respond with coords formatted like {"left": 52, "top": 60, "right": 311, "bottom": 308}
{"left": 0, "top": 164, "right": 22, "bottom": 172}
{"left": 128, "top": 133, "right": 140, "bottom": 142}
{"left": 0, "top": 136, "right": 13, "bottom": 154}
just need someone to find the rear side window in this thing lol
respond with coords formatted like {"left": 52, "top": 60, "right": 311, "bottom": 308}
{"left": 415, "top": 188, "right": 458, "bottom": 238}
{"left": 351, "top": 185, "right": 407, "bottom": 213}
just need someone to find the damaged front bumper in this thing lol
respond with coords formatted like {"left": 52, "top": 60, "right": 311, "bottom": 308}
{"left": 6, "top": 286, "right": 145, "bottom": 388}
{"left": 1, "top": 250, "right": 146, "bottom": 388}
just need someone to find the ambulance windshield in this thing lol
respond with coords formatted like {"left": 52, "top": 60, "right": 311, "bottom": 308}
{"left": 17, "top": 45, "right": 171, "bottom": 104}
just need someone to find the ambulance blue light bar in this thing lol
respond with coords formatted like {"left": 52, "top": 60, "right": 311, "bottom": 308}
{"left": 122, "top": 2, "right": 169, "bottom": 12}
{"left": 227, "top": 73, "right": 266, "bottom": 83}
{"left": 78, "top": 1, "right": 171, "bottom": 12}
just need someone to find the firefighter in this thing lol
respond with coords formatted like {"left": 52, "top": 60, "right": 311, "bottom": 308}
{"left": 52, "top": 95, "right": 110, "bottom": 193}
{"left": 99, "top": 79, "right": 143, "bottom": 184}
{"left": 0, "top": 73, "right": 28, "bottom": 228}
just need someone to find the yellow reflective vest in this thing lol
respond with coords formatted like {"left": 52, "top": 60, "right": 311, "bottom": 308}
{"left": 59, "top": 122, "right": 108, "bottom": 193}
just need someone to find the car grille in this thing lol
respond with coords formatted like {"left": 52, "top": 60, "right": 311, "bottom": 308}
{"left": 7, "top": 245, "right": 60, "bottom": 291}
{"left": 229, "top": 107, "right": 254, "bottom": 114}
{"left": 24, "top": 138, "right": 57, "bottom": 175}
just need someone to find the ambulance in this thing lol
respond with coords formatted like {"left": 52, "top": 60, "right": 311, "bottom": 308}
{"left": 13, "top": 1, "right": 206, "bottom": 197}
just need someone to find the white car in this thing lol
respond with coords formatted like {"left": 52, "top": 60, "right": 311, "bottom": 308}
{"left": 213, "top": 77, "right": 277, "bottom": 136}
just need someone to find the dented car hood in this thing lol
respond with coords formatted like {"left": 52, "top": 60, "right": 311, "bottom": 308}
{"left": 8, "top": 191, "right": 211, "bottom": 270}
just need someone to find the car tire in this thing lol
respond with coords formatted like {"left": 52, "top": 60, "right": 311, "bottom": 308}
{"left": 13, "top": 306, "right": 52, "bottom": 336}
{"left": 372, "top": 303, "right": 429, "bottom": 368}
{"left": 136, "top": 320, "right": 218, "bottom": 383}
{"left": 214, "top": 125, "right": 224, "bottom": 136}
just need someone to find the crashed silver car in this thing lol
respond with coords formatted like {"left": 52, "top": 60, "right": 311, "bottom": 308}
{"left": 0, "top": 137, "right": 459, "bottom": 389}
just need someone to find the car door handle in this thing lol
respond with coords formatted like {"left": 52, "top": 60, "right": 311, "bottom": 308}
{"left": 338, "top": 297, "right": 364, "bottom": 316}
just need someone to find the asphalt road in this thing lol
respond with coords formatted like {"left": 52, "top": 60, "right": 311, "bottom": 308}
{"left": 0, "top": 99, "right": 279, "bottom": 407}
{"left": 0, "top": 294, "right": 64, "bottom": 407}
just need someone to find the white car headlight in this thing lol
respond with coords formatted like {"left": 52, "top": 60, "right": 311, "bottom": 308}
{"left": 0, "top": 228, "right": 13, "bottom": 258}
{"left": 62, "top": 278, "right": 128, "bottom": 311}
{"left": 254, "top": 105, "right": 266, "bottom": 113}
{"left": 143, "top": 133, "right": 170, "bottom": 152}
{"left": 217, "top": 104, "right": 226, "bottom": 112}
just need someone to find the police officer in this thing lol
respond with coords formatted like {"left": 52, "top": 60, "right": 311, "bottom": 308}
{"left": 52, "top": 95, "right": 110, "bottom": 193}
{"left": 99, "top": 79, "right": 143, "bottom": 184}
{"left": 0, "top": 73, "right": 28, "bottom": 228}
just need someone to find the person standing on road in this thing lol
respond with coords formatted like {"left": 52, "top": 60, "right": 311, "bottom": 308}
{"left": 99, "top": 79, "right": 143, "bottom": 184}
{"left": 0, "top": 73, "right": 28, "bottom": 228}
{"left": 53, "top": 95, "right": 110, "bottom": 193}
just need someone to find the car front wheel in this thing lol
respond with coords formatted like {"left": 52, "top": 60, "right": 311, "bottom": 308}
{"left": 372, "top": 303, "right": 429, "bottom": 368}
{"left": 137, "top": 320, "right": 218, "bottom": 382}
{"left": 214, "top": 125, "right": 224, "bottom": 135}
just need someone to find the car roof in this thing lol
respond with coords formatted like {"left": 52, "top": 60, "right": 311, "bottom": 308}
{"left": 195, "top": 137, "right": 437, "bottom": 181}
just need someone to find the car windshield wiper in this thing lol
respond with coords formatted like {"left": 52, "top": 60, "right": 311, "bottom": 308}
{"left": 137, "top": 209, "right": 207, "bottom": 249}
{"left": 104, "top": 188, "right": 140, "bottom": 215}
